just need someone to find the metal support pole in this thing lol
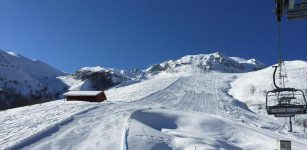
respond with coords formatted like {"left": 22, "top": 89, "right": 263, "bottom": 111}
{"left": 289, "top": 117, "right": 293, "bottom": 132}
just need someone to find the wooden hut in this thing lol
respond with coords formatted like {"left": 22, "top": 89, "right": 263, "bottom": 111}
{"left": 63, "top": 91, "right": 107, "bottom": 102}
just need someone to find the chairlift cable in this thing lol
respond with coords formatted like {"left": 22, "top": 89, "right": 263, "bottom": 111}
{"left": 277, "top": 21, "right": 283, "bottom": 66}
{"left": 276, "top": 21, "right": 287, "bottom": 88}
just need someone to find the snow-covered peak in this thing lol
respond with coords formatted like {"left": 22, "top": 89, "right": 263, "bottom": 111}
{"left": 6, "top": 51, "right": 20, "bottom": 57}
{"left": 80, "top": 66, "right": 109, "bottom": 72}
{"left": 229, "top": 57, "right": 248, "bottom": 63}
{"left": 80, "top": 66, "right": 127, "bottom": 76}
{"left": 146, "top": 52, "right": 266, "bottom": 74}
{"left": 75, "top": 52, "right": 265, "bottom": 82}
{"left": 231, "top": 57, "right": 263, "bottom": 66}
{"left": 0, "top": 50, "right": 65, "bottom": 78}
{"left": 78, "top": 65, "right": 145, "bottom": 80}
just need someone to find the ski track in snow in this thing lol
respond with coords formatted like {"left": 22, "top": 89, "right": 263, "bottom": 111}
{"left": 0, "top": 101, "right": 100, "bottom": 150}
{"left": 2, "top": 72, "right": 307, "bottom": 150}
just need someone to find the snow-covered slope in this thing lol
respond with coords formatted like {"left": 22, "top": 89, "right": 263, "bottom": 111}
{"left": 0, "top": 50, "right": 68, "bottom": 109}
{"left": 106, "top": 72, "right": 181, "bottom": 102}
{"left": 1, "top": 73, "right": 182, "bottom": 149}
{"left": 128, "top": 109, "right": 306, "bottom": 150}
{"left": 0, "top": 100, "right": 100, "bottom": 149}
{"left": 2, "top": 71, "right": 307, "bottom": 150}
{"left": 229, "top": 60, "right": 307, "bottom": 136}
{"left": 230, "top": 60, "right": 307, "bottom": 111}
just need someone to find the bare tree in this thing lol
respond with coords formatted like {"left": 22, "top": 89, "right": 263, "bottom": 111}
{"left": 249, "top": 85, "right": 256, "bottom": 95}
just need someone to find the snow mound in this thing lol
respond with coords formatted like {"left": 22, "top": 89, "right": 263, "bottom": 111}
{"left": 127, "top": 109, "right": 307, "bottom": 150}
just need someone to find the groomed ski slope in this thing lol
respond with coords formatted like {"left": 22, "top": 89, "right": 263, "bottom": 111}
{"left": 0, "top": 73, "right": 181, "bottom": 150}
{"left": 2, "top": 71, "right": 307, "bottom": 150}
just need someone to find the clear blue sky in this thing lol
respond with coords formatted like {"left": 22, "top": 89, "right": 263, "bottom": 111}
{"left": 0, "top": 0, "right": 306, "bottom": 72}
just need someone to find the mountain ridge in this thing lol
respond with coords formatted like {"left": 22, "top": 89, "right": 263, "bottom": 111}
{"left": 146, "top": 52, "right": 266, "bottom": 74}
{"left": 0, "top": 50, "right": 273, "bottom": 110}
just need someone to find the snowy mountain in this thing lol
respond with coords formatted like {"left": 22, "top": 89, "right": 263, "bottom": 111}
{"left": 60, "top": 52, "right": 266, "bottom": 91}
{"left": 0, "top": 50, "right": 144, "bottom": 109}
{"left": 0, "top": 51, "right": 266, "bottom": 110}
{"left": 0, "top": 50, "right": 68, "bottom": 109}
{"left": 0, "top": 50, "right": 148, "bottom": 109}
{"left": 58, "top": 66, "right": 145, "bottom": 91}
{"left": 1, "top": 50, "right": 307, "bottom": 150}
{"left": 146, "top": 52, "right": 265, "bottom": 75}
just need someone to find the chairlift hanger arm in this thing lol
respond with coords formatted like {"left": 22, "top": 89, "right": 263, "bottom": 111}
{"left": 272, "top": 66, "right": 281, "bottom": 89}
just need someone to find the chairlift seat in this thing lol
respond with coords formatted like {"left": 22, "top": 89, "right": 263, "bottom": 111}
{"left": 266, "top": 105, "right": 307, "bottom": 115}
{"left": 274, "top": 114, "right": 295, "bottom": 117}
{"left": 279, "top": 96, "right": 296, "bottom": 100}
{"left": 270, "top": 88, "right": 298, "bottom": 93}
{"left": 279, "top": 97, "right": 296, "bottom": 103}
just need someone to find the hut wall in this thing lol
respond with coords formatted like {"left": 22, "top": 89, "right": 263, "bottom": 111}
{"left": 66, "top": 92, "right": 107, "bottom": 102}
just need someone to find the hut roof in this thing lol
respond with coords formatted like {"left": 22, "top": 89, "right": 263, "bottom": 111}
{"left": 63, "top": 91, "right": 103, "bottom": 96}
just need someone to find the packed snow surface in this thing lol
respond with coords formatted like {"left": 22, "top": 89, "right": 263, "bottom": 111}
{"left": 127, "top": 109, "right": 305, "bottom": 150}
{"left": 1, "top": 66, "right": 307, "bottom": 150}
{"left": 0, "top": 100, "right": 99, "bottom": 149}
{"left": 105, "top": 72, "right": 181, "bottom": 102}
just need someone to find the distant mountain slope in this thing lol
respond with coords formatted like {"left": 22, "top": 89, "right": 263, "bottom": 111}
{"left": 58, "top": 66, "right": 145, "bottom": 91}
{"left": 63, "top": 52, "right": 266, "bottom": 91}
{"left": 0, "top": 50, "right": 67, "bottom": 109}
{"left": 146, "top": 52, "right": 265, "bottom": 75}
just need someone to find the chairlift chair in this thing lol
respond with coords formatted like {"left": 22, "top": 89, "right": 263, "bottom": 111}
{"left": 265, "top": 66, "right": 307, "bottom": 117}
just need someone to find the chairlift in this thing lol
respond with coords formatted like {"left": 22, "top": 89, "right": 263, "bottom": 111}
{"left": 269, "top": 0, "right": 307, "bottom": 132}
{"left": 265, "top": 66, "right": 307, "bottom": 117}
